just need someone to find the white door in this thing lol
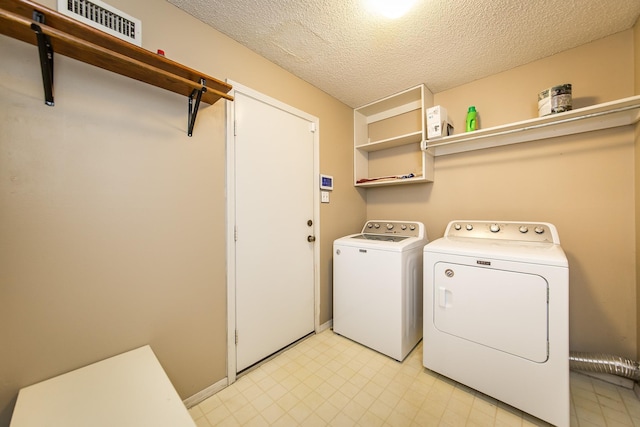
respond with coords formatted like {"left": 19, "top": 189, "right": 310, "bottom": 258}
{"left": 230, "top": 87, "right": 317, "bottom": 373}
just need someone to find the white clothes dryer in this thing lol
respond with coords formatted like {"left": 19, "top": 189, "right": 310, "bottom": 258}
{"left": 333, "top": 220, "right": 428, "bottom": 361}
{"left": 424, "top": 221, "right": 569, "bottom": 427}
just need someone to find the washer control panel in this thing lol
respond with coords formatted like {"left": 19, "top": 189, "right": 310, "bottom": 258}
{"left": 445, "top": 221, "right": 559, "bottom": 244}
{"left": 362, "top": 220, "right": 424, "bottom": 238}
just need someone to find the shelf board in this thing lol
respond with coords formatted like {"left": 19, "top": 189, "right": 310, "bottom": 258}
{"left": 0, "top": 0, "right": 233, "bottom": 106}
{"left": 356, "top": 131, "right": 423, "bottom": 152}
{"left": 423, "top": 95, "right": 640, "bottom": 156}
{"left": 355, "top": 176, "right": 429, "bottom": 187}
{"left": 356, "top": 85, "right": 423, "bottom": 121}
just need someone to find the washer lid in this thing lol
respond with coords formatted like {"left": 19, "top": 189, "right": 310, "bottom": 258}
{"left": 333, "top": 220, "right": 429, "bottom": 251}
{"left": 351, "top": 234, "right": 409, "bottom": 242}
{"left": 335, "top": 233, "right": 428, "bottom": 251}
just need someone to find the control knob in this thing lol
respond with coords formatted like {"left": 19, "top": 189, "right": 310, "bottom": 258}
{"left": 373, "top": 223, "right": 380, "bottom": 229}
{"left": 519, "top": 226, "right": 529, "bottom": 233}
{"left": 534, "top": 226, "right": 545, "bottom": 234}
{"left": 466, "top": 224, "right": 473, "bottom": 231}
{"left": 454, "top": 224, "right": 462, "bottom": 230}
{"left": 386, "top": 223, "right": 394, "bottom": 230}
{"left": 490, "top": 224, "right": 500, "bottom": 233}
{"left": 409, "top": 225, "right": 416, "bottom": 230}
{"left": 401, "top": 224, "right": 407, "bottom": 230}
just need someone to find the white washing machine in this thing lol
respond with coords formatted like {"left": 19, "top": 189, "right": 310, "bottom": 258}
{"left": 423, "top": 220, "right": 569, "bottom": 427}
{"left": 333, "top": 220, "right": 428, "bottom": 361}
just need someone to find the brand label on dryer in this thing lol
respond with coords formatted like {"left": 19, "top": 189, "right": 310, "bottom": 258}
{"left": 477, "top": 260, "right": 491, "bottom": 266}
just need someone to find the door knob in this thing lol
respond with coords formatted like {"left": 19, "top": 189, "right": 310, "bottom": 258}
{"left": 307, "top": 235, "right": 316, "bottom": 242}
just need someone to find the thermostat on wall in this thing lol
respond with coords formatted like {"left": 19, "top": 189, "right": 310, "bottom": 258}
{"left": 320, "top": 174, "right": 333, "bottom": 190}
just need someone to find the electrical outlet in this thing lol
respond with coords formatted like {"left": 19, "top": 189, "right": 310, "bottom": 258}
{"left": 321, "top": 191, "right": 330, "bottom": 203}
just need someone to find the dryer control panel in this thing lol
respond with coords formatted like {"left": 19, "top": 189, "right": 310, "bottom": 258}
{"left": 362, "top": 220, "right": 424, "bottom": 238}
{"left": 445, "top": 221, "right": 560, "bottom": 244}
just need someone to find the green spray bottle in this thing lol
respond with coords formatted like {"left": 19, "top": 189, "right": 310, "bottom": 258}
{"left": 465, "top": 106, "right": 477, "bottom": 132}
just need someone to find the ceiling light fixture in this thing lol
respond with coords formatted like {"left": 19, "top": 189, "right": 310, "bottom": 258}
{"left": 366, "top": 0, "right": 417, "bottom": 19}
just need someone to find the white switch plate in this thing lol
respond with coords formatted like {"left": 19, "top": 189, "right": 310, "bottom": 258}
{"left": 321, "top": 191, "right": 330, "bottom": 203}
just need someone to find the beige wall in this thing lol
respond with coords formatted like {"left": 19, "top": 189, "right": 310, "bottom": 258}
{"left": 367, "top": 30, "right": 637, "bottom": 358}
{"left": 0, "top": 0, "right": 360, "bottom": 424}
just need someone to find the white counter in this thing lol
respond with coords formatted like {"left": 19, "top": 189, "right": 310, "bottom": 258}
{"left": 10, "top": 345, "right": 196, "bottom": 427}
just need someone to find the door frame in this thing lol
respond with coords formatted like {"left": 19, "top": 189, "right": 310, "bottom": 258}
{"left": 225, "top": 80, "right": 320, "bottom": 384}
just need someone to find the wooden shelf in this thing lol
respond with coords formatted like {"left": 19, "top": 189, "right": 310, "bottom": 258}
{"left": 422, "top": 96, "right": 640, "bottom": 156}
{"left": 0, "top": 0, "right": 233, "bottom": 135}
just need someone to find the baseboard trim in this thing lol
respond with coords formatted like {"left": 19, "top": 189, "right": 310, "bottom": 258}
{"left": 318, "top": 319, "right": 332, "bottom": 332}
{"left": 183, "top": 377, "right": 227, "bottom": 408}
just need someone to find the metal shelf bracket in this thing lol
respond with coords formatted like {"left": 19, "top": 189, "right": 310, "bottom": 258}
{"left": 187, "top": 78, "right": 207, "bottom": 137}
{"left": 31, "top": 11, "right": 54, "bottom": 106}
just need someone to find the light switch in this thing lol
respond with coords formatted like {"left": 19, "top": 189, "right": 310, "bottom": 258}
{"left": 321, "top": 191, "right": 330, "bottom": 203}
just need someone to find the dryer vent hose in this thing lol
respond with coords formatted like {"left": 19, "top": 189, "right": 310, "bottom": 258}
{"left": 569, "top": 352, "right": 640, "bottom": 381}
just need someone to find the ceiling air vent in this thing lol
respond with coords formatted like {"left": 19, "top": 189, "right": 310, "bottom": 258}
{"left": 57, "top": 0, "right": 142, "bottom": 46}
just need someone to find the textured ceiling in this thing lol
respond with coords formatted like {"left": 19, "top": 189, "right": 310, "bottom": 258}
{"left": 167, "top": 0, "right": 640, "bottom": 108}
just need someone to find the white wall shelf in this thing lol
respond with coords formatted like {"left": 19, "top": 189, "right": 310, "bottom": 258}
{"left": 353, "top": 175, "right": 427, "bottom": 187}
{"left": 355, "top": 130, "right": 423, "bottom": 152}
{"left": 422, "top": 95, "right": 640, "bottom": 156}
{"left": 354, "top": 85, "right": 434, "bottom": 187}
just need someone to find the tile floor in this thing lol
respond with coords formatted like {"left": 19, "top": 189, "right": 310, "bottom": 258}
{"left": 188, "top": 329, "right": 640, "bottom": 426}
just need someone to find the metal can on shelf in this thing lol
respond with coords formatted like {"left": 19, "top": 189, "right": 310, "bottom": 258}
{"left": 538, "top": 84, "right": 572, "bottom": 116}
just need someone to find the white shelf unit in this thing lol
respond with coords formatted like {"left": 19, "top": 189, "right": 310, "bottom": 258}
{"left": 354, "top": 85, "right": 434, "bottom": 187}
{"left": 421, "top": 95, "right": 640, "bottom": 156}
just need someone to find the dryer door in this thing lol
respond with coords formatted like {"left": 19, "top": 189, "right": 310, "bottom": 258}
{"left": 433, "top": 262, "right": 548, "bottom": 362}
